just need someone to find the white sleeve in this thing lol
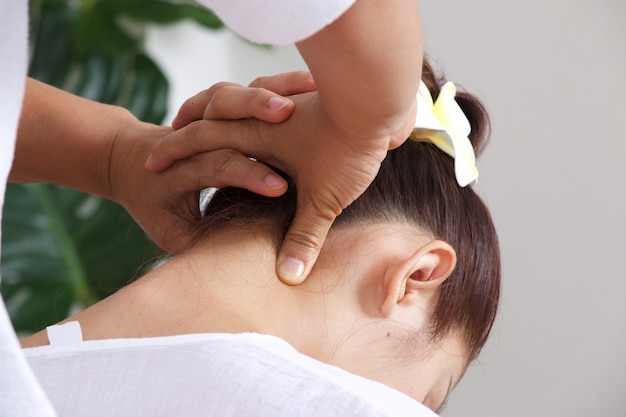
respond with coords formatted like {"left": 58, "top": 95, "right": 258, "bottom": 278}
{"left": 195, "top": 0, "right": 356, "bottom": 45}
{"left": 0, "top": 0, "right": 29, "bottom": 244}
{"left": 0, "top": 303, "right": 57, "bottom": 417}
{"left": 0, "top": 1, "right": 57, "bottom": 415}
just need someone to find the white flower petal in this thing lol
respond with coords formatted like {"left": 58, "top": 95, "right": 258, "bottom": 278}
{"left": 411, "top": 81, "right": 478, "bottom": 187}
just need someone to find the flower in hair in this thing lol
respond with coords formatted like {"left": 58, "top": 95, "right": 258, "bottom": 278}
{"left": 410, "top": 81, "right": 478, "bottom": 187}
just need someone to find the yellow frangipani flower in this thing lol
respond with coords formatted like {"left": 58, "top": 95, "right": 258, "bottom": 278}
{"left": 410, "top": 81, "right": 478, "bottom": 187}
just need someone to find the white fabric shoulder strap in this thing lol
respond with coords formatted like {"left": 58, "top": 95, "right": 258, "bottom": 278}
{"left": 46, "top": 321, "right": 83, "bottom": 345}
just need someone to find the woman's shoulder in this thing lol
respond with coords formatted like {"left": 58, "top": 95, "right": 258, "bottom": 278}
{"left": 25, "top": 328, "right": 436, "bottom": 417}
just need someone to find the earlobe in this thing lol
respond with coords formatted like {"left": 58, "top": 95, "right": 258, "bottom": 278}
{"left": 379, "top": 240, "right": 456, "bottom": 318}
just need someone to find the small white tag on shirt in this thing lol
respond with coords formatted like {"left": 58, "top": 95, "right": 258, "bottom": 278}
{"left": 46, "top": 321, "right": 83, "bottom": 345}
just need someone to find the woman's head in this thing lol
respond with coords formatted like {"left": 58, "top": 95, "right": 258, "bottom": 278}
{"left": 194, "top": 59, "right": 500, "bottom": 407}
{"left": 332, "top": 59, "right": 500, "bottom": 362}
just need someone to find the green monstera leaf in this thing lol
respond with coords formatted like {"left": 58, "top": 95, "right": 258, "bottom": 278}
{"left": 1, "top": 184, "right": 158, "bottom": 333}
{"left": 1, "top": 0, "right": 225, "bottom": 334}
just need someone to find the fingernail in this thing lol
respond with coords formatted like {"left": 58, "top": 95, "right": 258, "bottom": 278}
{"left": 264, "top": 174, "right": 285, "bottom": 189}
{"left": 278, "top": 257, "right": 305, "bottom": 284}
{"left": 267, "top": 96, "right": 290, "bottom": 110}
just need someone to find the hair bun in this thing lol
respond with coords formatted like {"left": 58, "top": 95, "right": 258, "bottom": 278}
{"left": 421, "top": 58, "right": 491, "bottom": 157}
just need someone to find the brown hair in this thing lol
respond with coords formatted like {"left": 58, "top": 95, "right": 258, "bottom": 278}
{"left": 195, "top": 59, "right": 500, "bottom": 362}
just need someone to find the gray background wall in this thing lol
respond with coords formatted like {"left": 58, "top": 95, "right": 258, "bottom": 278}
{"left": 146, "top": 1, "right": 626, "bottom": 415}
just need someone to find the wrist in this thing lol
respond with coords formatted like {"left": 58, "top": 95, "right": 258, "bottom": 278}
{"left": 98, "top": 107, "right": 142, "bottom": 200}
{"left": 12, "top": 80, "right": 148, "bottom": 198}
{"left": 106, "top": 119, "right": 172, "bottom": 206}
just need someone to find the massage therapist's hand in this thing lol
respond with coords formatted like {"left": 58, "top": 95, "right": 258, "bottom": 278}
{"left": 117, "top": 72, "right": 317, "bottom": 252}
{"left": 112, "top": 81, "right": 325, "bottom": 252}
{"left": 146, "top": 0, "right": 422, "bottom": 284}
{"left": 11, "top": 78, "right": 301, "bottom": 253}
{"left": 109, "top": 124, "right": 289, "bottom": 253}
{"left": 145, "top": 76, "right": 416, "bottom": 284}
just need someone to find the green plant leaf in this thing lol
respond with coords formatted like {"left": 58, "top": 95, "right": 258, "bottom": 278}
{"left": 119, "top": 1, "right": 223, "bottom": 29}
{"left": 182, "top": 4, "right": 223, "bottom": 29}
{"left": 3, "top": 284, "right": 73, "bottom": 335}
{"left": 74, "top": 53, "right": 130, "bottom": 104}
{"left": 1, "top": 184, "right": 157, "bottom": 333}
{"left": 74, "top": 6, "right": 139, "bottom": 56}
{"left": 126, "top": 54, "right": 169, "bottom": 123}
{"left": 28, "top": 2, "right": 77, "bottom": 88}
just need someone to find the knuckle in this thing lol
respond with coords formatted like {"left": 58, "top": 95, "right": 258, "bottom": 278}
{"left": 181, "top": 120, "right": 205, "bottom": 140}
{"left": 307, "top": 193, "right": 345, "bottom": 221}
{"left": 205, "top": 86, "right": 231, "bottom": 108}
{"left": 205, "top": 84, "right": 238, "bottom": 109}
{"left": 207, "top": 81, "right": 237, "bottom": 95}
{"left": 249, "top": 76, "right": 269, "bottom": 89}
{"left": 248, "top": 88, "right": 271, "bottom": 107}
{"left": 287, "top": 230, "right": 324, "bottom": 254}
{"left": 211, "top": 149, "right": 240, "bottom": 175}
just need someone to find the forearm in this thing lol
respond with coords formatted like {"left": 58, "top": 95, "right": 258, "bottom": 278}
{"left": 10, "top": 78, "right": 137, "bottom": 200}
{"left": 296, "top": 0, "right": 422, "bottom": 140}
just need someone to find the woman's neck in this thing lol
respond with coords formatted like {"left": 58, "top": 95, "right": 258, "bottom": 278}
{"left": 64, "top": 227, "right": 373, "bottom": 364}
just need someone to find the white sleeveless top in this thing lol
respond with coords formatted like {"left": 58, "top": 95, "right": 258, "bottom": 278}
{"left": 23, "top": 323, "right": 436, "bottom": 417}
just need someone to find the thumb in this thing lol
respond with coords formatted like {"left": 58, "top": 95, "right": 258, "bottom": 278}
{"left": 276, "top": 205, "right": 337, "bottom": 285}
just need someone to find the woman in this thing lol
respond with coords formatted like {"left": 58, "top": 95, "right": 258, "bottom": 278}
{"left": 22, "top": 62, "right": 500, "bottom": 416}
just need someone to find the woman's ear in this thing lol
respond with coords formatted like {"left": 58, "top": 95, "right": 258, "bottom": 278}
{"left": 380, "top": 240, "right": 456, "bottom": 318}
